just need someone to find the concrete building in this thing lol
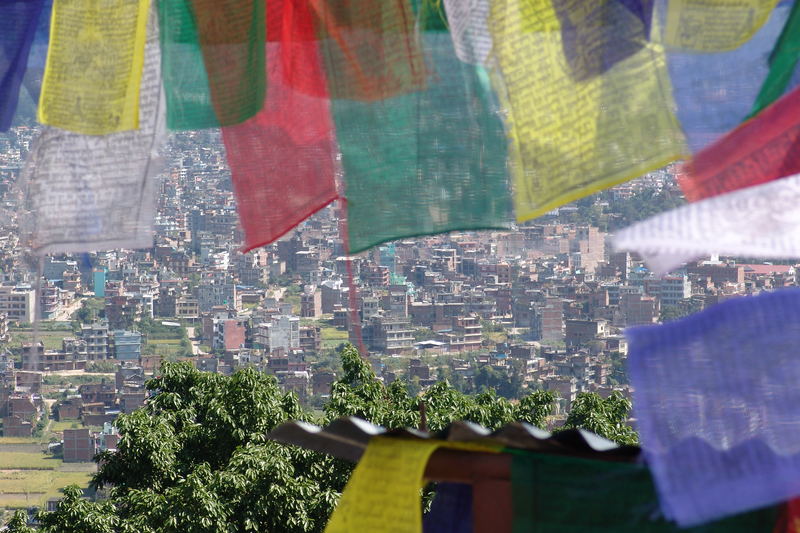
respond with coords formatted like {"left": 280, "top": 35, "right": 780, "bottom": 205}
{"left": 63, "top": 428, "right": 95, "bottom": 462}
{"left": 93, "top": 269, "right": 107, "bottom": 297}
{"left": 364, "top": 315, "right": 415, "bottom": 354}
{"left": 565, "top": 319, "right": 608, "bottom": 348}
{"left": 300, "top": 287, "right": 322, "bottom": 318}
{"left": 80, "top": 323, "right": 109, "bottom": 360}
{"left": 299, "top": 325, "right": 321, "bottom": 353}
{"left": 112, "top": 331, "right": 142, "bottom": 361}
{"left": 254, "top": 315, "right": 300, "bottom": 353}
{"left": 619, "top": 293, "right": 659, "bottom": 326}
{"left": 213, "top": 319, "right": 247, "bottom": 351}
{"left": 532, "top": 297, "right": 564, "bottom": 343}
{"left": 198, "top": 272, "right": 238, "bottom": 312}
{"left": 3, "top": 414, "right": 32, "bottom": 437}
{"left": 0, "top": 285, "right": 35, "bottom": 323}
{"left": 658, "top": 274, "right": 692, "bottom": 308}
{"left": 434, "top": 315, "right": 482, "bottom": 353}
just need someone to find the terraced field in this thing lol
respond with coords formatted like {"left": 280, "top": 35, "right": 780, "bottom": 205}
{"left": 0, "top": 442, "right": 94, "bottom": 511}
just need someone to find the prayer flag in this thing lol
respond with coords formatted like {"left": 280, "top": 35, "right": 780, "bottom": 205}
{"left": 627, "top": 289, "right": 800, "bottom": 525}
{"left": 512, "top": 450, "right": 779, "bottom": 532}
{"left": 613, "top": 173, "right": 800, "bottom": 275}
{"left": 423, "top": 483, "right": 472, "bottom": 533}
{"left": 187, "top": 0, "right": 265, "bottom": 127}
{"left": 749, "top": 0, "right": 800, "bottom": 117}
{"left": 0, "top": 0, "right": 46, "bottom": 131}
{"left": 309, "top": 0, "right": 427, "bottom": 100}
{"left": 662, "top": 0, "right": 779, "bottom": 52}
{"left": 38, "top": 0, "right": 150, "bottom": 135}
{"left": 678, "top": 85, "right": 800, "bottom": 202}
{"left": 157, "top": 0, "right": 218, "bottom": 130}
{"left": 326, "top": 437, "right": 494, "bottom": 533}
{"left": 663, "top": 1, "right": 800, "bottom": 152}
{"left": 487, "top": 0, "right": 687, "bottom": 222}
{"left": 222, "top": 0, "right": 337, "bottom": 252}
{"left": 336, "top": 29, "right": 512, "bottom": 254}
{"left": 23, "top": 5, "right": 165, "bottom": 254}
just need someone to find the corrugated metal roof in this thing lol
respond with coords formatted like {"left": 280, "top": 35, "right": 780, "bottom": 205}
{"left": 268, "top": 416, "right": 640, "bottom": 463}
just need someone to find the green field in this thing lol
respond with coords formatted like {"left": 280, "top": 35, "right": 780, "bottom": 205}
{"left": 0, "top": 437, "right": 42, "bottom": 445}
{"left": 49, "top": 420, "right": 82, "bottom": 433}
{"left": 321, "top": 326, "right": 348, "bottom": 349}
{"left": 8, "top": 329, "right": 73, "bottom": 351}
{"left": 0, "top": 453, "right": 60, "bottom": 470}
{"left": 0, "top": 448, "right": 95, "bottom": 511}
{"left": 0, "top": 470, "right": 92, "bottom": 509}
{"left": 144, "top": 339, "right": 186, "bottom": 359}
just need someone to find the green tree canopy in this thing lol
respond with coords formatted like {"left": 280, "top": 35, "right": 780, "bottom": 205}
{"left": 562, "top": 391, "right": 638, "bottom": 445}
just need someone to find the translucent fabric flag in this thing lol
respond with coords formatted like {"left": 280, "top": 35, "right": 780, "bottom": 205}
{"left": 325, "top": 437, "right": 444, "bottom": 533}
{"left": 157, "top": 0, "right": 218, "bottom": 130}
{"left": 627, "top": 289, "right": 800, "bottom": 526}
{"left": 444, "top": 0, "right": 655, "bottom": 69}
{"left": 222, "top": 0, "right": 337, "bottom": 252}
{"left": 511, "top": 451, "right": 779, "bottom": 532}
{"left": 678, "top": 85, "right": 800, "bottom": 202}
{"left": 188, "top": 0, "right": 264, "bottom": 126}
{"left": 335, "top": 31, "right": 512, "bottom": 254}
{"left": 309, "top": 0, "right": 427, "bottom": 100}
{"left": 662, "top": 0, "right": 800, "bottom": 152}
{"left": 552, "top": 1, "right": 655, "bottom": 81}
{"left": 487, "top": 0, "right": 687, "bottom": 222}
{"left": 750, "top": 0, "right": 800, "bottom": 117}
{"left": 662, "top": 0, "right": 779, "bottom": 51}
{"left": 0, "top": 0, "right": 46, "bottom": 131}
{"left": 22, "top": 7, "right": 165, "bottom": 254}
{"left": 612, "top": 173, "right": 800, "bottom": 275}
{"left": 38, "top": 0, "right": 150, "bottom": 135}
{"left": 423, "top": 483, "right": 472, "bottom": 533}
{"left": 16, "top": 0, "right": 52, "bottom": 120}
{"left": 442, "top": 0, "right": 493, "bottom": 65}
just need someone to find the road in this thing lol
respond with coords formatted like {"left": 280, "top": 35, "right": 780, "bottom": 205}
{"left": 185, "top": 326, "right": 205, "bottom": 355}
{"left": 53, "top": 296, "right": 86, "bottom": 322}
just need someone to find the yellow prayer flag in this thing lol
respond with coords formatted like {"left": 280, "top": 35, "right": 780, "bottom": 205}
{"left": 663, "top": 0, "right": 779, "bottom": 51}
{"left": 488, "top": 0, "right": 688, "bottom": 222}
{"left": 38, "top": 0, "right": 150, "bottom": 135}
{"left": 324, "top": 438, "right": 496, "bottom": 533}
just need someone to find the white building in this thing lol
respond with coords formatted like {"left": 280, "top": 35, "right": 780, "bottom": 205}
{"left": 0, "top": 285, "right": 35, "bottom": 323}
{"left": 254, "top": 315, "right": 300, "bottom": 353}
{"left": 658, "top": 274, "right": 692, "bottom": 307}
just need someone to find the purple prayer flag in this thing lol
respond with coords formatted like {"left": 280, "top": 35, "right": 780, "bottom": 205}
{"left": 627, "top": 288, "right": 800, "bottom": 526}
{"left": 0, "top": 0, "right": 45, "bottom": 131}
{"left": 423, "top": 483, "right": 472, "bottom": 533}
{"left": 554, "top": 0, "right": 654, "bottom": 82}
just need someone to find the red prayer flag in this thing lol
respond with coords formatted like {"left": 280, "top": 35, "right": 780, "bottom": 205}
{"left": 222, "top": 0, "right": 338, "bottom": 252}
{"left": 679, "top": 86, "right": 800, "bottom": 202}
{"left": 773, "top": 498, "right": 800, "bottom": 533}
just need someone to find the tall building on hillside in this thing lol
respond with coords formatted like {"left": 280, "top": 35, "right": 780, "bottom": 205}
{"left": 112, "top": 331, "right": 142, "bottom": 361}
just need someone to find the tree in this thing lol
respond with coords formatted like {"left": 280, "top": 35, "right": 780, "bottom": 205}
{"left": 73, "top": 298, "right": 105, "bottom": 325}
{"left": 36, "top": 485, "right": 118, "bottom": 533}
{"left": 5, "top": 510, "right": 35, "bottom": 533}
{"left": 562, "top": 391, "right": 638, "bottom": 445}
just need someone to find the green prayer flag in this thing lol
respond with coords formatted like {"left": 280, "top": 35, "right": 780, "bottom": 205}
{"left": 158, "top": 0, "right": 219, "bottom": 130}
{"left": 336, "top": 31, "right": 512, "bottom": 254}
{"left": 511, "top": 452, "right": 779, "bottom": 532}
{"left": 750, "top": 0, "right": 800, "bottom": 117}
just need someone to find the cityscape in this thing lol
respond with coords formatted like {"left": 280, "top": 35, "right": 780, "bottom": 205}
{"left": 0, "top": 125, "right": 792, "bottom": 515}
